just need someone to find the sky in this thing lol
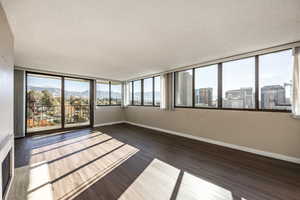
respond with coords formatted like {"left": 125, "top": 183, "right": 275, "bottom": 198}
{"left": 111, "top": 83, "right": 122, "bottom": 93}
{"left": 143, "top": 78, "right": 153, "bottom": 93}
{"left": 28, "top": 75, "right": 90, "bottom": 92}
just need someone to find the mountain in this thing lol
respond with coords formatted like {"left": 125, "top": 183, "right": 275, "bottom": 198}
{"left": 28, "top": 86, "right": 61, "bottom": 96}
{"left": 28, "top": 86, "right": 121, "bottom": 98}
{"left": 28, "top": 86, "right": 90, "bottom": 98}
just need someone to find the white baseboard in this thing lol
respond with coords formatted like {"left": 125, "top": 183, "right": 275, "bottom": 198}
{"left": 123, "top": 121, "right": 300, "bottom": 164}
{"left": 94, "top": 121, "right": 125, "bottom": 128}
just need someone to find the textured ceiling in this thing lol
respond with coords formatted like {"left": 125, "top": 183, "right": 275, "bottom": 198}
{"left": 2, "top": 0, "right": 300, "bottom": 80}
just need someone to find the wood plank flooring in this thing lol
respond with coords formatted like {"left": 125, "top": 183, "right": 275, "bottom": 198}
{"left": 8, "top": 123, "right": 300, "bottom": 200}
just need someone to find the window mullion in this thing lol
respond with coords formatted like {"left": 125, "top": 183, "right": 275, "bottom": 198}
{"left": 109, "top": 81, "right": 111, "bottom": 105}
{"left": 141, "top": 79, "right": 144, "bottom": 106}
{"left": 218, "top": 63, "right": 223, "bottom": 108}
{"left": 152, "top": 77, "right": 155, "bottom": 106}
{"left": 255, "top": 55, "right": 259, "bottom": 110}
{"left": 192, "top": 68, "right": 195, "bottom": 107}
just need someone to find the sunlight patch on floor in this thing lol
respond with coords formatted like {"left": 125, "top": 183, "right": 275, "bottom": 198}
{"left": 118, "top": 158, "right": 235, "bottom": 200}
{"left": 30, "top": 133, "right": 112, "bottom": 165}
{"left": 176, "top": 172, "right": 233, "bottom": 200}
{"left": 31, "top": 131, "right": 103, "bottom": 155}
{"left": 27, "top": 161, "right": 53, "bottom": 200}
{"left": 8, "top": 132, "right": 139, "bottom": 200}
{"left": 118, "top": 159, "right": 180, "bottom": 200}
{"left": 58, "top": 144, "right": 139, "bottom": 200}
{"left": 7, "top": 162, "right": 53, "bottom": 200}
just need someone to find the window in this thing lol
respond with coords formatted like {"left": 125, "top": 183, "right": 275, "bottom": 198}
{"left": 26, "top": 73, "right": 92, "bottom": 133}
{"left": 64, "top": 78, "right": 90, "bottom": 127}
{"left": 154, "top": 76, "right": 161, "bottom": 106}
{"left": 129, "top": 49, "right": 292, "bottom": 112}
{"left": 127, "top": 76, "right": 160, "bottom": 107}
{"left": 96, "top": 81, "right": 110, "bottom": 105}
{"left": 194, "top": 65, "right": 218, "bottom": 107}
{"left": 175, "top": 70, "right": 193, "bottom": 107}
{"left": 111, "top": 82, "right": 122, "bottom": 105}
{"left": 143, "top": 78, "right": 153, "bottom": 105}
{"left": 222, "top": 57, "right": 255, "bottom": 109}
{"left": 259, "top": 50, "right": 293, "bottom": 110}
{"left": 133, "top": 80, "right": 142, "bottom": 105}
{"left": 96, "top": 81, "right": 122, "bottom": 106}
{"left": 27, "top": 74, "right": 62, "bottom": 132}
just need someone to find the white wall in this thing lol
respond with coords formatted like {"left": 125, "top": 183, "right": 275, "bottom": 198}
{"left": 0, "top": 2, "right": 13, "bottom": 146}
{"left": 124, "top": 106, "right": 300, "bottom": 161}
{"left": 0, "top": 2, "right": 14, "bottom": 200}
{"left": 94, "top": 106, "right": 125, "bottom": 126}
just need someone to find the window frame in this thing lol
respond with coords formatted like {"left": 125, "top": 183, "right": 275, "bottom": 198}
{"left": 25, "top": 71, "right": 94, "bottom": 135}
{"left": 221, "top": 56, "right": 256, "bottom": 110}
{"left": 96, "top": 81, "right": 122, "bottom": 106}
{"left": 143, "top": 77, "right": 154, "bottom": 106}
{"left": 258, "top": 50, "right": 293, "bottom": 111}
{"left": 173, "top": 48, "right": 292, "bottom": 113}
{"left": 128, "top": 76, "right": 160, "bottom": 107}
{"left": 174, "top": 69, "right": 194, "bottom": 108}
{"left": 153, "top": 76, "right": 161, "bottom": 107}
{"left": 194, "top": 64, "right": 219, "bottom": 108}
{"left": 133, "top": 79, "right": 142, "bottom": 106}
{"left": 110, "top": 81, "right": 122, "bottom": 105}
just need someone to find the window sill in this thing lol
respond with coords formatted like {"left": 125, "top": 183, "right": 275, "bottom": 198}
{"left": 174, "top": 106, "right": 291, "bottom": 113}
{"left": 96, "top": 105, "right": 121, "bottom": 108}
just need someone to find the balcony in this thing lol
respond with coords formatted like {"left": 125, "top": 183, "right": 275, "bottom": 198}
{"left": 27, "top": 105, "right": 90, "bottom": 132}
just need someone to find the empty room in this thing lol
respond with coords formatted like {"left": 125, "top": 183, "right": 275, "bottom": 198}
{"left": 1, "top": 0, "right": 300, "bottom": 199}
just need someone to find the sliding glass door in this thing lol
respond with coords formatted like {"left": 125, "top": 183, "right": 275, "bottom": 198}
{"left": 64, "top": 78, "right": 91, "bottom": 128}
{"left": 26, "top": 73, "right": 92, "bottom": 134}
{"left": 26, "top": 73, "right": 63, "bottom": 132}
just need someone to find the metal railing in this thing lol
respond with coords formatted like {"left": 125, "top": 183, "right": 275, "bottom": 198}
{"left": 27, "top": 104, "right": 90, "bottom": 129}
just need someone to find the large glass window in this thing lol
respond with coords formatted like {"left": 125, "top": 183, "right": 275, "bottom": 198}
{"left": 154, "top": 76, "right": 161, "bottom": 106}
{"left": 26, "top": 73, "right": 92, "bottom": 133}
{"left": 194, "top": 65, "right": 218, "bottom": 107}
{"left": 64, "top": 78, "right": 90, "bottom": 128}
{"left": 27, "top": 74, "right": 62, "bottom": 132}
{"left": 143, "top": 78, "right": 153, "bottom": 105}
{"left": 259, "top": 50, "right": 293, "bottom": 110}
{"left": 96, "top": 81, "right": 110, "bottom": 105}
{"left": 96, "top": 81, "right": 122, "bottom": 106}
{"left": 133, "top": 80, "right": 142, "bottom": 105}
{"left": 131, "top": 49, "right": 292, "bottom": 112}
{"left": 222, "top": 57, "right": 255, "bottom": 109}
{"left": 111, "top": 82, "right": 122, "bottom": 105}
{"left": 175, "top": 70, "right": 193, "bottom": 107}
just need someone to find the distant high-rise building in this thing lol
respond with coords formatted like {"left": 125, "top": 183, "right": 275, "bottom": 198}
{"left": 224, "top": 87, "right": 253, "bottom": 108}
{"left": 176, "top": 71, "right": 192, "bottom": 106}
{"left": 284, "top": 82, "right": 292, "bottom": 105}
{"left": 195, "top": 88, "right": 213, "bottom": 106}
{"left": 261, "top": 85, "right": 287, "bottom": 109}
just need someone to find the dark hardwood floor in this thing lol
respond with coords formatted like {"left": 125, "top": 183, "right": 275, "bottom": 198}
{"left": 13, "top": 123, "right": 300, "bottom": 200}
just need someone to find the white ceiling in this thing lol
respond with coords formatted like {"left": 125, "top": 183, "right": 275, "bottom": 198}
{"left": 2, "top": 0, "right": 300, "bottom": 80}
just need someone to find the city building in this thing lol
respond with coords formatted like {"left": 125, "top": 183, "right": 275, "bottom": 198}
{"left": 261, "top": 85, "right": 289, "bottom": 109}
{"left": 195, "top": 88, "right": 213, "bottom": 106}
{"left": 176, "top": 71, "right": 193, "bottom": 106}
{"left": 224, "top": 87, "right": 254, "bottom": 108}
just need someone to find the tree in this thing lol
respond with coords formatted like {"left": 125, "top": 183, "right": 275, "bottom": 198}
{"left": 41, "top": 90, "right": 55, "bottom": 107}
